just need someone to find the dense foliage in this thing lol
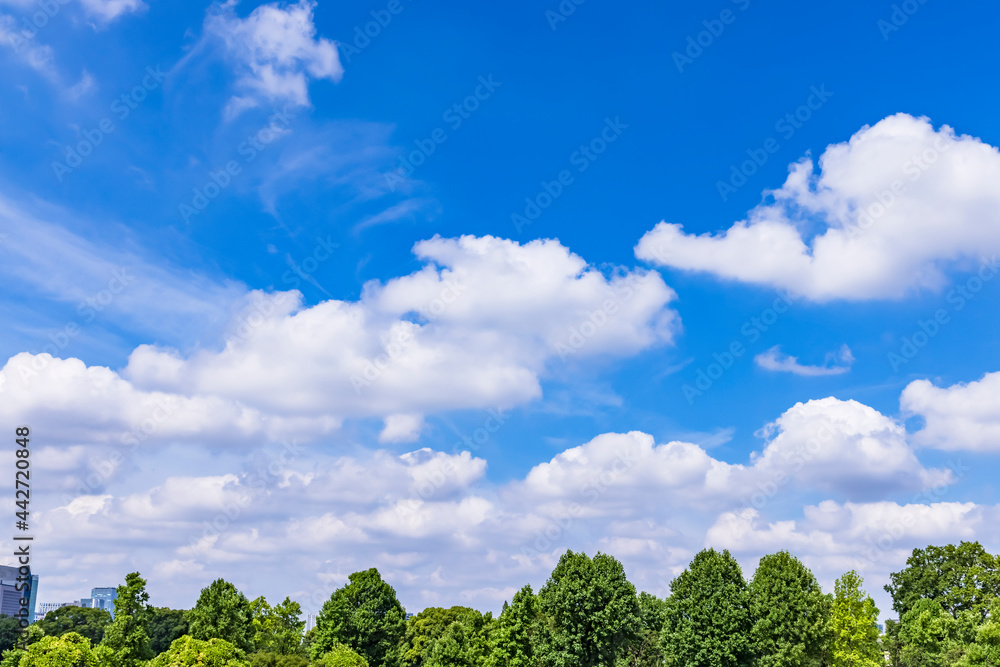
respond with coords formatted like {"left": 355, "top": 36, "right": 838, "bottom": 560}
{"left": 33, "top": 608, "right": 111, "bottom": 647}
{"left": 310, "top": 568, "right": 407, "bottom": 667}
{"left": 13, "top": 541, "right": 1000, "bottom": 666}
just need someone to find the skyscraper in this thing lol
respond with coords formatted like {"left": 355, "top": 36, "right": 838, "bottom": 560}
{"left": 80, "top": 587, "right": 118, "bottom": 619}
{"left": 0, "top": 565, "right": 39, "bottom": 624}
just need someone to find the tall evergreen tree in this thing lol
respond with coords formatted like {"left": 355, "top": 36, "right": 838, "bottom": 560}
{"left": 830, "top": 571, "right": 882, "bottom": 667}
{"left": 311, "top": 568, "right": 406, "bottom": 667}
{"left": 749, "top": 551, "right": 832, "bottom": 667}
{"left": 535, "top": 550, "right": 641, "bottom": 667}
{"left": 100, "top": 571, "right": 155, "bottom": 666}
{"left": 660, "top": 548, "right": 754, "bottom": 667}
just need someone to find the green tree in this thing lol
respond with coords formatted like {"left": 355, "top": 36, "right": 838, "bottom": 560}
{"left": 148, "top": 635, "right": 248, "bottom": 666}
{"left": 311, "top": 569, "right": 407, "bottom": 667}
{"left": 34, "top": 606, "right": 111, "bottom": 645}
{"left": 399, "top": 606, "right": 492, "bottom": 667}
{"left": 19, "top": 632, "right": 99, "bottom": 667}
{"left": 830, "top": 571, "right": 882, "bottom": 667}
{"left": 100, "top": 571, "right": 155, "bottom": 666}
{"left": 660, "top": 548, "right": 754, "bottom": 667}
{"left": 0, "top": 615, "right": 23, "bottom": 656}
{"left": 749, "top": 551, "right": 832, "bottom": 667}
{"left": 619, "top": 592, "right": 667, "bottom": 667}
{"left": 313, "top": 643, "right": 370, "bottom": 667}
{"left": 248, "top": 652, "right": 309, "bottom": 667}
{"left": 886, "top": 542, "right": 1000, "bottom": 620}
{"left": 896, "top": 599, "right": 977, "bottom": 667}
{"left": 535, "top": 550, "right": 641, "bottom": 667}
{"left": 0, "top": 649, "right": 23, "bottom": 667}
{"left": 189, "top": 579, "right": 256, "bottom": 653}
{"left": 485, "top": 586, "right": 537, "bottom": 667}
{"left": 150, "top": 608, "right": 190, "bottom": 655}
{"left": 424, "top": 621, "right": 484, "bottom": 667}
{"left": 251, "top": 597, "right": 304, "bottom": 655}
{"left": 956, "top": 598, "right": 1000, "bottom": 666}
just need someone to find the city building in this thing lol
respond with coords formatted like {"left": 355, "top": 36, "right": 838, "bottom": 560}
{"left": 0, "top": 565, "right": 39, "bottom": 623}
{"left": 37, "top": 601, "right": 80, "bottom": 618}
{"left": 80, "top": 587, "right": 118, "bottom": 619}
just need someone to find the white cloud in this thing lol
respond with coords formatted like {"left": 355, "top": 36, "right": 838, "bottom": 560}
{"left": 78, "top": 0, "right": 145, "bottom": 22}
{"left": 0, "top": 15, "right": 59, "bottom": 80}
{"left": 755, "top": 344, "right": 853, "bottom": 376}
{"left": 902, "top": 371, "right": 1000, "bottom": 451}
{"left": 636, "top": 114, "right": 1000, "bottom": 301}
{"left": 380, "top": 414, "right": 425, "bottom": 444}
{"left": 121, "top": 235, "right": 678, "bottom": 422}
{"left": 749, "top": 398, "right": 953, "bottom": 497}
{"left": 14, "top": 407, "right": 980, "bottom": 618}
{"left": 204, "top": 0, "right": 342, "bottom": 118}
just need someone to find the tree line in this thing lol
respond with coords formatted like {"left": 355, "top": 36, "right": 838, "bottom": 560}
{"left": 0, "top": 541, "right": 997, "bottom": 666}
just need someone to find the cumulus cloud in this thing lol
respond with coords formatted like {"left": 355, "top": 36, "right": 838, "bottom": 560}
{"left": 0, "top": 235, "right": 678, "bottom": 451}
{"left": 755, "top": 344, "right": 853, "bottom": 376}
{"left": 379, "top": 414, "right": 425, "bottom": 444}
{"left": 636, "top": 114, "right": 1000, "bottom": 301}
{"left": 748, "top": 397, "right": 953, "bottom": 497}
{"left": 902, "top": 371, "right": 1000, "bottom": 451}
{"left": 204, "top": 0, "right": 342, "bottom": 118}
{"left": 15, "top": 397, "right": 977, "bottom": 618}
{"left": 122, "top": 235, "right": 678, "bottom": 422}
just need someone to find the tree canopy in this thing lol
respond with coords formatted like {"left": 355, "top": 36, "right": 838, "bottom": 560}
{"left": 147, "top": 635, "right": 249, "bottom": 667}
{"left": 535, "top": 550, "right": 642, "bottom": 667}
{"left": 886, "top": 542, "right": 1000, "bottom": 620}
{"left": 660, "top": 548, "right": 754, "bottom": 667}
{"left": 748, "top": 550, "right": 831, "bottom": 667}
{"left": 34, "top": 607, "right": 111, "bottom": 646}
{"left": 188, "top": 579, "right": 256, "bottom": 654}
{"left": 830, "top": 571, "right": 882, "bottom": 667}
{"left": 101, "top": 571, "right": 155, "bottom": 666}
{"left": 312, "top": 569, "right": 406, "bottom": 667}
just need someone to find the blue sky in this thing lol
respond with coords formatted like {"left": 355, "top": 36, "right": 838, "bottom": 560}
{"left": 2, "top": 0, "right": 1000, "bottom": 621}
